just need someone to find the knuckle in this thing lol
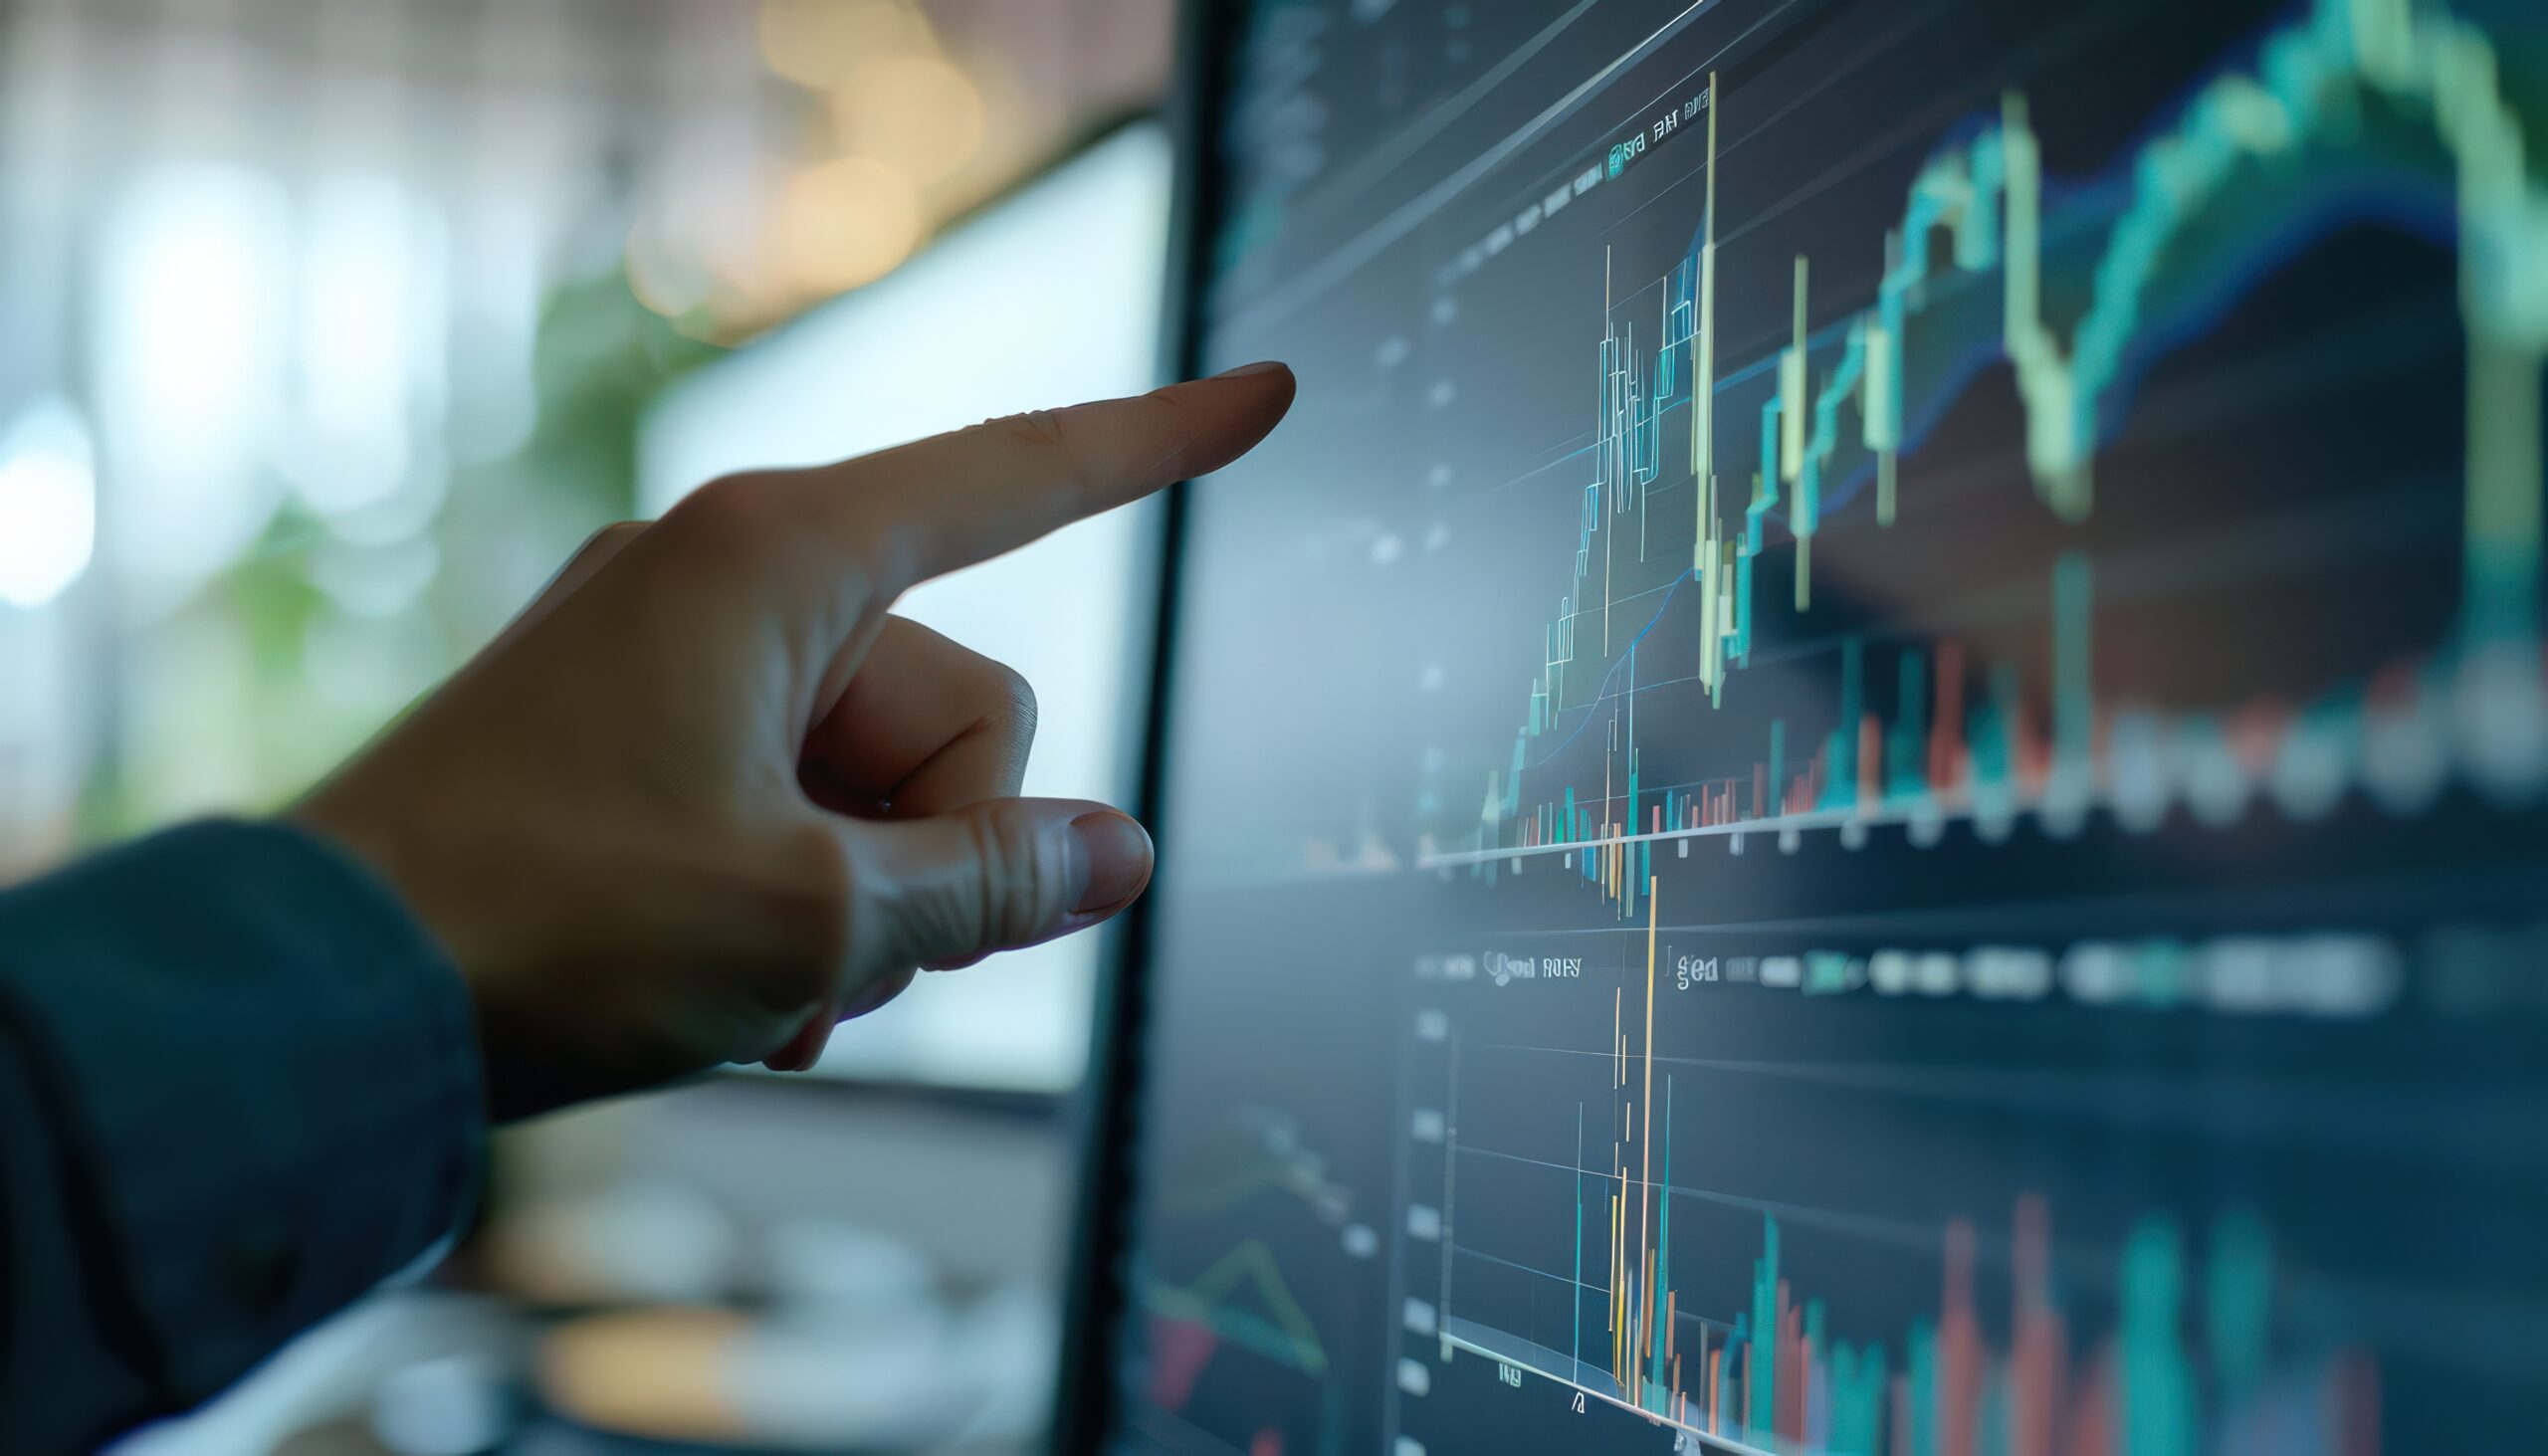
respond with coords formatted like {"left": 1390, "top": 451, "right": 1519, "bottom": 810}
{"left": 663, "top": 472, "right": 902, "bottom": 622}
{"left": 664, "top": 474, "right": 782, "bottom": 565}
{"left": 1143, "top": 384, "right": 1191, "bottom": 429}
{"left": 758, "top": 822, "right": 855, "bottom": 1000}
{"left": 988, "top": 662, "right": 1038, "bottom": 737}
{"left": 965, "top": 803, "right": 1056, "bottom": 946}
{"left": 856, "top": 513, "right": 925, "bottom": 602}
{"left": 793, "top": 472, "right": 918, "bottom": 602}
{"left": 574, "top": 520, "right": 645, "bottom": 558}
{"left": 995, "top": 407, "right": 1101, "bottom": 503}
{"left": 996, "top": 407, "right": 1072, "bottom": 455}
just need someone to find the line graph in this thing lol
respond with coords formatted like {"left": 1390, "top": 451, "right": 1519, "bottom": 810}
{"left": 1452, "top": 0, "right": 2548, "bottom": 910}
{"left": 1144, "top": 1240, "right": 1332, "bottom": 1383}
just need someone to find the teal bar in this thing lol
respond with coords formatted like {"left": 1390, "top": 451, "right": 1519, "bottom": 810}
{"left": 1717, "top": 1323, "right": 1738, "bottom": 1433}
{"left": 1750, "top": 1218, "right": 1780, "bottom": 1442}
{"left": 2207, "top": 1209, "right": 2272, "bottom": 1407}
{"left": 1891, "top": 649, "right": 1929, "bottom": 800}
{"left": 2121, "top": 1218, "right": 2193, "bottom": 1456}
{"left": 1909, "top": 1321, "right": 1939, "bottom": 1456}
{"left": 1650, "top": 1078, "right": 1673, "bottom": 1406}
{"left": 1760, "top": 398, "right": 1781, "bottom": 500}
{"left": 2052, "top": 552, "right": 2093, "bottom": 782}
{"left": 1735, "top": 547, "right": 1757, "bottom": 660}
{"left": 1822, "top": 638, "right": 1863, "bottom": 809}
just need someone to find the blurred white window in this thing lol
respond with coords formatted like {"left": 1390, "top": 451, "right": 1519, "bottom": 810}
{"left": 638, "top": 123, "right": 1172, "bottom": 1093}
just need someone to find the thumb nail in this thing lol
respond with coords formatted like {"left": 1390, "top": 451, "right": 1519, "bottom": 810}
{"left": 1069, "top": 811, "right": 1153, "bottom": 914}
{"left": 1208, "top": 359, "right": 1290, "bottom": 380}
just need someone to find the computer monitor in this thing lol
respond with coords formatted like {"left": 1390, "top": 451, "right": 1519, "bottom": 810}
{"left": 1066, "top": 1, "right": 2546, "bottom": 1452}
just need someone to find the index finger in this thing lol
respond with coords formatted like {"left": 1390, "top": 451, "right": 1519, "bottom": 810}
{"left": 805, "top": 360, "right": 1294, "bottom": 589}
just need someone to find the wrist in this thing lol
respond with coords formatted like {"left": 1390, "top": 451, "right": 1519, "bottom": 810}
{"left": 283, "top": 788, "right": 532, "bottom": 1117}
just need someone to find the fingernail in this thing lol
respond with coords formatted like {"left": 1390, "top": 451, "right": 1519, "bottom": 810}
{"left": 762, "top": 1005, "right": 828, "bottom": 1072}
{"left": 787, "top": 1030, "right": 831, "bottom": 1071}
{"left": 1209, "top": 359, "right": 1290, "bottom": 380}
{"left": 1069, "top": 810, "right": 1153, "bottom": 914}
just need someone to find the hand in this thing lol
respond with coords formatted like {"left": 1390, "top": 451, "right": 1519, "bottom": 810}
{"left": 291, "top": 362, "right": 1295, "bottom": 1119}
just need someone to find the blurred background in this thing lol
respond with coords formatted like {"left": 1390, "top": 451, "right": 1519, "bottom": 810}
{"left": 0, "top": 0, "right": 1180, "bottom": 1451}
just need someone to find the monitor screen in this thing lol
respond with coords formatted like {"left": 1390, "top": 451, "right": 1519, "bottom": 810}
{"left": 641, "top": 124, "right": 1171, "bottom": 1094}
{"left": 1104, "top": 1, "right": 2545, "bottom": 1453}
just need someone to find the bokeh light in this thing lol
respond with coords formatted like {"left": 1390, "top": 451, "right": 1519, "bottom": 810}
{"left": 756, "top": 0, "right": 931, "bottom": 91}
{"left": 0, "top": 398, "right": 96, "bottom": 610}
{"left": 769, "top": 156, "right": 925, "bottom": 297}
{"left": 832, "top": 53, "right": 987, "bottom": 185}
{"left": 537, "top": 1308, "right": 749, "bottom": 1443}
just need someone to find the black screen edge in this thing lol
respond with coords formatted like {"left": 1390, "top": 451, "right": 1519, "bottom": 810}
{"left": 1048, "top": 0, "right": 1225, "bottom": 1448}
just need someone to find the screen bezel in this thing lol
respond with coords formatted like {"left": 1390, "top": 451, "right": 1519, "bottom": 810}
{"left": 1047, "top": 0, "right": 1228, "bottom": 1447}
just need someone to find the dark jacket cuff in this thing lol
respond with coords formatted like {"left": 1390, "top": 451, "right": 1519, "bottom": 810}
{"left": 0, "top": 818, "right": 484, "bottom": 1412}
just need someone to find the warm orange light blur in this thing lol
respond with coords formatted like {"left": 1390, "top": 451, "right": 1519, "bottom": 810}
{"left": 769, "top": 156, "right": 924, "bottom": 298}
{"left": 756, "top": 0, "right": 932, "bottom": 91}
{"left": 537, "top": 1308, "right": 750, "bottom": 1441}
{"left": 832, "top": 53, "right": 987, "bottom": 186}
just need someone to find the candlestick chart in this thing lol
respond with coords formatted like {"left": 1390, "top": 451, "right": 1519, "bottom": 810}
{"left": 1390, "top": 885, "right": 2402, "bottom": 1456}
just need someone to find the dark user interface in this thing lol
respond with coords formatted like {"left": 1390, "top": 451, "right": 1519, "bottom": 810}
{"left": 1110, "top": 2, "right": 2548, "bottom": 1454}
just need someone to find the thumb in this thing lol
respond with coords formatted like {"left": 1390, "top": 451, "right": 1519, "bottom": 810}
{"left": 840, "top": 797, "right": 1155, "bottom": 975}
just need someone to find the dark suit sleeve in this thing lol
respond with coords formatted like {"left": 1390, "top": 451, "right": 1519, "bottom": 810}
{"left": 0, "top": 820, "right": 484, "bottom": 1452}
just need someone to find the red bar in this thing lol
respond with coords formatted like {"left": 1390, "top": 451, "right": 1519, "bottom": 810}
{"left": 1933, "top": 639, "right": 1965, "bottom": 794}
{"left": 2065, "top": 1346, "right": 2116, "bottom": 1456}
{"left": 1859, "top": 713, "right": 1883, "bottom": 811}
{"left": 1941, "top": 1218, "right": 1981, "bottom": 1456}
{"left": 1707, "top": 1347, "right": 1723, "bottom": 1432}
{"left": 2014, "top": 694, "right": 2046, "bottom": 794}
{"left": 2335, "top": 1350, "right": 2381, "bottom": 1456}
{"left": 2011, "top": 1195, "right": 2064, "bottom": 1456}
{"left": 2229, "top": 698, "right": 2292, "bottom": 775}
{"left": 1778, "top": 1279, "right": 1803, "bottom": 1441}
